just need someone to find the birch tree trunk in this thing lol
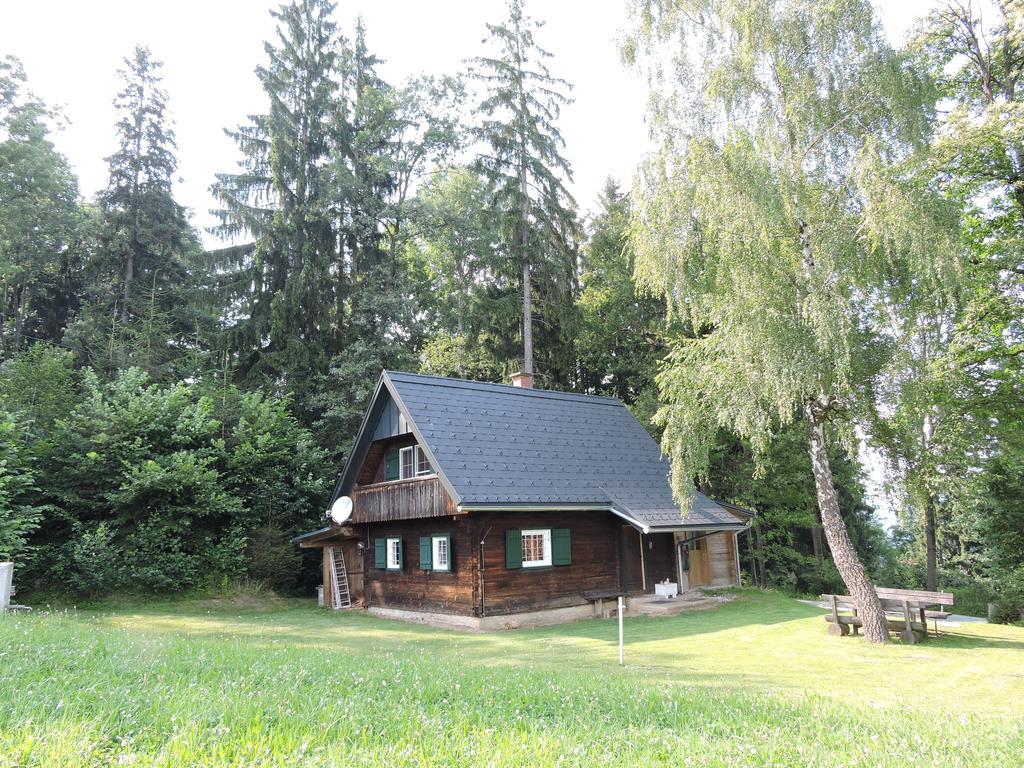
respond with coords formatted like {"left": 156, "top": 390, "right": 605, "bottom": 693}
{"left": 806, "top": 395, "right": 889, "bottom": 643}
{"left": 923, "top": 494, "right": 938, "bottom": 592}
{"left": 921, "top": 410, "right": 938, "bottom": 592}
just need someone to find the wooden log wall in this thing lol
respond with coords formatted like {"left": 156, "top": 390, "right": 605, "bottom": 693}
{"left": 476, "top": 510, "right": 621, "bottom": 615}
{"left": 361, "top": 516, "right": 477, "bottom": 616}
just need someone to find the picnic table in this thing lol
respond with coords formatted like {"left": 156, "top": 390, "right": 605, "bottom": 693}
{"left": 821, "top": 588, "right": 955, "bottom": 644}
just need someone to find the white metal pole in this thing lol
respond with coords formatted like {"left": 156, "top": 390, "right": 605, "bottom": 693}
{"left": 618, "top": 595, "right": 624, "bottom": 665}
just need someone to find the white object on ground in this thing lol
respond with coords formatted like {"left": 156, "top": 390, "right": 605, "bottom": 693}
{"left": 655, "top": 581, "right": 679, "bottom": 599}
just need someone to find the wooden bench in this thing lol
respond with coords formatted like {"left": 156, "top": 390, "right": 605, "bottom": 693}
{"left": 876, "top": 588, "right": 954, "bottom": 636}
{"left": 583, "top": 589, "right": 625, "bottom": 618}
{"left": 821, "top": 588, "right": 954, "bottom": 643}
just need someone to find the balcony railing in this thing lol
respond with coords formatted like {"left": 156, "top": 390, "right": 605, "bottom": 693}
{"left": 351, "top": 475, "right": 457, "bottom": 523}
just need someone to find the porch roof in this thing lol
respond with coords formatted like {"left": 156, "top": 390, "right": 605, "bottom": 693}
{"left": 290, "top": 526, "right": 356, "bottom": 548}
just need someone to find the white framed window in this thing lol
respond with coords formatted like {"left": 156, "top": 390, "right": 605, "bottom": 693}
{"left": 432, "top": 536, "right": 449, "bottom": 571}
{"left": 521, "top": 529, "right": 551, "bottom": 568}
{"left": 386, "top": 537, "right": 402, "bottom": 570}
{"left": 399, "top": 447, "right": 415, "bottom": 480}
{"left": 397, "top": 445, "right": 434, "bottom": 480}
{"left": 416, "top": 447, "right": 433, "bottom": 476}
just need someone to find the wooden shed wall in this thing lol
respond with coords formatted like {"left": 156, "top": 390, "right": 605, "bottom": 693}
{"left": 707, "top": 532, "right": 737, "bottom": 586}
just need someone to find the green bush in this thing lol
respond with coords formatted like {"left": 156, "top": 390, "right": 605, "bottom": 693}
{"left": 949, "top": 580, "right": 994, "bottom": 618}
{"left": 11, "top": 362, "right": 329, "bottom": 597}
{"left": 0, "top": 414, "right": 40, "bottom": 564}
{"left": 990, "top": 568, "right": 1024, "bottom": 625}
{"left": 66, "top": 523, "right": 122, "bottom": 595}
{"left": 989, "top": 598, "right": 1024, "bottom": 625}
{"left": 245, "top": 525, "right": 303, "bottom": 593}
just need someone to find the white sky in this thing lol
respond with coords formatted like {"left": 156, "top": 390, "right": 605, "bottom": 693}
{"left": 3, "top": 0, "right": 935, "bottom": 238}
{"left": 2, "top": 0, "right": 937, "bottom": 526}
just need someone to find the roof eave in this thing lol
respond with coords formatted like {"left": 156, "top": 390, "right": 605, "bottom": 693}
{"left": 646, "top": 522, "right": 750, "bottom": 533}
{"left": 458, "top": 502, "right": 613, "bottom": 513}
{"left": 712, "top": 500, "right": 757, "bottom": 518}
{"left": 290, "top": 526, "right": 332, "bottom": 544}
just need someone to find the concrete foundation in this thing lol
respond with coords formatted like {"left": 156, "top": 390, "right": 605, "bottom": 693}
{"left": 362, "top": 589, "right": 733, "bottom": 631}
{"left": 366, "top": 603, "right": 597, "bottom": 631}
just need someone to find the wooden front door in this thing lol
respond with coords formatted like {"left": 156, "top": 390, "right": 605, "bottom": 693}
{"left": 644, "top": 533, "right": 677, "bottom": 587}
{"left": 681, "top": 534, "right": 711, "bottom": 588}
{"left": 620, "top": 525, "right": 645, "bottom": 593}
{"left": 620, "top": 528, "right": 678, "bottom": 593}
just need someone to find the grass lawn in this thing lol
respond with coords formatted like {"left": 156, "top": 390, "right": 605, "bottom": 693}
{"left": 2, "top": 590, "right": 1022, "bottom": 767}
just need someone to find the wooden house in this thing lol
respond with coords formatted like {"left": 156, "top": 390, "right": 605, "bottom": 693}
{"left": 294, "top": 371, "right": 752, "bottom": 628}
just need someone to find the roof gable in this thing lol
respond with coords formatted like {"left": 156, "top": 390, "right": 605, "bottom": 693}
{"left": 334, "top": 371, "right": 749, "bottom": 530}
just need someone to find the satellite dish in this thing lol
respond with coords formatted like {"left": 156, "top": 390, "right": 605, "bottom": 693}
{"left": 329, "top": 496, "right": 353, "bottom": 524}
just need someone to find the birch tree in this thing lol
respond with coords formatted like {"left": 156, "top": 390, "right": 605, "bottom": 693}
{"left": 626, "top": 0, "right": 958, "bottom": 642}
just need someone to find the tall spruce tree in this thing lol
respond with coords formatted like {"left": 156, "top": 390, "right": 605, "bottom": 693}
{"left": 577, "top": 179, "right": 665, "bottom": 421}
{"left": 211, "top": 0, "right": 342, "bottom": 403}
{"left": 626, "top": 0, "right": 958, "bottom": 642}
{"left": 470, "top": 0, "right": 579, "bottom": 384}
{"left": 71, "top": 46, "right": 199, "bottom": 378}
{"left": 0, "top": 57, "right": 83, "bottom": 358}
{"left": 311, "top": 21, "right": 465, "bottom": 448}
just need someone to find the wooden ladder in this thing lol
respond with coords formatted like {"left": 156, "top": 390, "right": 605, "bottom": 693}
{"left": 328, "top": 546, "right": 352, "bottom": 610}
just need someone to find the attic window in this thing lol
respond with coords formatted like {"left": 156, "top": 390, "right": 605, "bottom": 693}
{"left": 396, "top": 445, "right": 434, "bottom": 480}
{"left": 399, "top": 447, "right": 415, "bottom": 479}
{"left": 416, "top": 447, "right": 433, "bottom": 476}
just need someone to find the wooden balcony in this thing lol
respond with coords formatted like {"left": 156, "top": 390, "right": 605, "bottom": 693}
{"left": 351, "top": 475, "right": 458, "bottom": 523}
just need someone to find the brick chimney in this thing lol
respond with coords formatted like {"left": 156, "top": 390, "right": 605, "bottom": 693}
{"left": 510, "top": 371, "right": 534, "bottom": 388}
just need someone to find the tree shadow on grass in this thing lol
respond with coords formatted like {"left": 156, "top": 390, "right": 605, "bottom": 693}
{"left": 920, "top": 630, "right": 1024, "bottom": 651}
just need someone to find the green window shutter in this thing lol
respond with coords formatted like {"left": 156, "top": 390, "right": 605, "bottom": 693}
{"left": 552, "top": 528, "right": 571, "bottom": 566}
{"left": 385, "top": 449, "right": 399, "bottom": 481}
{"left": 505, "top": 529, "right": 522, "bottom": 569}
{"left": 419, "top": 536, "right": 433, "bottom": 570}
{"left": 374, "top": 538, "right": 386, "bottom": 569}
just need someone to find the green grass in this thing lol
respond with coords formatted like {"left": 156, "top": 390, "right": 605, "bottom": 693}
{"left": 2, "top": 590, "right": 1022, "bottom": 767}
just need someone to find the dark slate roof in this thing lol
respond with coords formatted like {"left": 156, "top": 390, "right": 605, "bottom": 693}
{"left": 352, "top": 371, "right": 748, "bottom": 530}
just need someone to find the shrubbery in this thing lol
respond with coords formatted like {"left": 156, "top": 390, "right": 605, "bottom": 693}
{"left": 989, "top": 568, "right": 1024, "bottom": 625}
{"left": 0, "top": 415, "right": 41, "bottom": 563}
{"left": 0, "top": 346, "right": 329, "bottom": 596}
